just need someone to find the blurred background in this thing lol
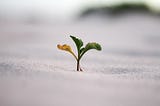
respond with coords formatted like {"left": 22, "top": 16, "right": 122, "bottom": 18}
{"left": 0, "top": 0, "right": 160, "bottom": 23}
{"left": 0, "top": 0, "right": 160, "bottom": 64}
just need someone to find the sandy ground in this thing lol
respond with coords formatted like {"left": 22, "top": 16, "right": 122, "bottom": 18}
{"left": 0, "top": 14, "right": 160, "bottom": 106}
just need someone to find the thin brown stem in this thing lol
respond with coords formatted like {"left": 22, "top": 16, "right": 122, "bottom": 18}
{"left": 76, "top": 60, "right": 80, "bottom": 71}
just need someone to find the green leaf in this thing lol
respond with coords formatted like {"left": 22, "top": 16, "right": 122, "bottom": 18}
{"left": 85, "top": 42, "right": 102, "bottom": 51}
{"left": 80, "top": 42, "right": 102, "bottom": 59}
{"left": 70, "top": 35, "right": 83, "bottom": 55}
{"left": 80, "top": 47, "right": 85, "bottom": 54}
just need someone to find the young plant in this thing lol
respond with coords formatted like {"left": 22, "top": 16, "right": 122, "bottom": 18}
{"left": 57, "top": 35, "right": 102, "bottom": 71}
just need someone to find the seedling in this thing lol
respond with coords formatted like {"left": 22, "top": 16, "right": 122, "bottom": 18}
{"left": 57, "top": 35, "right": 102, "bottom": 71}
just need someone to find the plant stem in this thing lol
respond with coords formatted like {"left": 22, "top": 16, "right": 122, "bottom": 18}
{"left": 76, "top": 59, "right": 80, "bottom": 71}
{"left": 70, "top": 51, "right": 78, "bottom": 61}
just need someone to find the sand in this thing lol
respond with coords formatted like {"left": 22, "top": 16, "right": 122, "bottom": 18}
{"left": 0, "top": 14, "right": 160, "bottom": 106}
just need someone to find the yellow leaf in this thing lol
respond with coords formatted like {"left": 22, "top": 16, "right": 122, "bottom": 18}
{"left": 57, "top": 44, "right": 77, "bottom": 60}
{"left": 57, "top": 44, "right": 72, "bottom": 52}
